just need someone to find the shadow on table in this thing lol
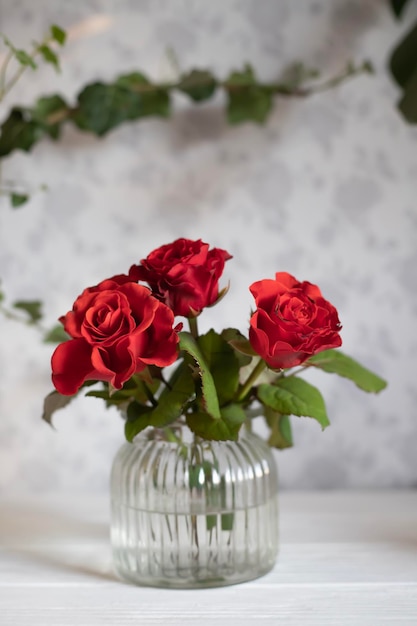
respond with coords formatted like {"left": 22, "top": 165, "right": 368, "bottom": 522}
{"left": 0, "top": 500, "right": 120, "bottom": 583}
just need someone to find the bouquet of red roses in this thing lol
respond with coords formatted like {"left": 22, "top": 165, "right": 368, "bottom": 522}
{"left": 44, "top": 238, "right": 386, "bottom": 447}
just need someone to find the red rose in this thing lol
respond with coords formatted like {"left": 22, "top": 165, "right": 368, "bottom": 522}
{"left": 51, "top": 277, "right": 179, "bottom": 395}
{"left": 129, "top": 238, "right": 232, "bottom": 317}
{"left": 249, "top": 272, "right": 342, "bottom": 369}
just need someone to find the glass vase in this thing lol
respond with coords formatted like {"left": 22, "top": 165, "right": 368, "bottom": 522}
{"left": 110, "top": 423, "right": 279, "bottom": 588}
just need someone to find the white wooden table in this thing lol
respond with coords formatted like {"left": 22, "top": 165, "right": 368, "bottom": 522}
{"left": 1, "top": 491, "right": 416, "bottom": 625}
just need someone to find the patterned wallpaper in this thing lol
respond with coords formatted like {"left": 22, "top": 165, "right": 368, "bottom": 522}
{"left": 0, "top": 0, "right": 416, "bottom": 493}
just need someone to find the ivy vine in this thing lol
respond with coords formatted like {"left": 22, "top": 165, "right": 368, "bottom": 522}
{"left": 0, "top": 48, "right": 373, "bottom": 209}
{"left": 0, "top": 60, "right": 372, "bottom": 162}
{"left": 0, "top": 22, "right": 372, "bottom": 336}
{"left": 0, "top": 24, "right": 66, "bottom": 206}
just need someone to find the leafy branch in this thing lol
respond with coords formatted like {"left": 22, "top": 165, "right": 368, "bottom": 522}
{"left": 0, "top": 24, "right": 66, "bottom": 206}
{"left": 0, "top": 25, "right": 65, "bottom": 100}
{"left": 0, "top": 281, "right": 68, "bottom": 342}
{"left": 389, "top": 0, "right": 417, "bottom": 123}
{"left": 0, "top": 60, "right": 373, "bottom": 162}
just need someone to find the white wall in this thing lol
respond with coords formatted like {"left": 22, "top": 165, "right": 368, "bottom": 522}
{"left": 0, "top": 0, "right": 416, "bottom": 493}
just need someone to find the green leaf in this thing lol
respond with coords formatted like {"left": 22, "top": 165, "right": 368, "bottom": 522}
{"left": 306, "top": 349, "right": 387, "bottom": 393}
{"left": 124, "top": 402, "right": 154, "bottom": 441}
{"left": 0, "top": 97, "right": 67, "bottom": 157}
{"left": 42, "top": 390, "right": 74, "bottom": 425}
{"left": 124, "top": 363, "right": 194, "bottom": 442}
{"left": 258, "top": 378, "right": 330, "bottom": 429}
{"left": 264, "top": 406, "right": 293, "bottom": 449}
{"left": 0, "top": 108, "right": 46, "bottom": 157}
{"left": 50, "top": 25, "right": 66, "bottom": 46}
{"left": 226, "top": 64, "right": 273, "bottom": 124}
{"left": 390, "top": 0, "right": 411, "bottom": 18}
{"left": 227, "top": 63, "right": 256, "bottom": 86}
{"left": 88, "top": 376, "right": 160, "bottom": 409}
{"left": 390, "top": 22, "right": 417, "bottom": 88}
{"left": 186, "top": 403, "right": 246, "bottom": 441}
{"left": 32, "top": 95, "right": 68, "bottom": 138}
{"left": 86, "top": 377, "right": 152, "bottom": 408}
{"left": 116, "top": 72, "right": 170, "bottom": 117}
{"left": 197, "top": 329, "right": 240, "bottom": 404}
{"left": 178, "top": 69, "right": 217, "bottom": 102}
{"left": 14, "top": 49, "right": 37, "bottom": 69}
{"left": 39, "top": 44, "right": 60, "bottom": 71}
{"left": 43, "top": 324, "right": 69, "bottom": 343}
{"left": 221, "top": 328, "right": 256, "bottom": 364}
{"left": 12, "top": 299, "right": 42, "bottom": 323}
{"left": 74, "top": 75, "right": 170, "bottom": 137}
{"left": 74, "top": 82, "right": 141, "bottom": 136}
{"left": 179, "top": 332, "right": 221, "bottom": 419}
{"left": 398, "top": 66, "right": 417, "bottom": 123}
{"left": 10, "top": 192, "right": 29, "bottom": 207}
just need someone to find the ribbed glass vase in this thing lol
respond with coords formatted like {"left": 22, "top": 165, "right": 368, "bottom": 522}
{"left": 110, "top": 423, "right": 279, "bottom": 588}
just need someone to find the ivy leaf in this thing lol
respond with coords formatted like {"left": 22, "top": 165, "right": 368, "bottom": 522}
{"left": 178, "top": 69, "right": 217, "bottom": 102}
{"left": 10, "top": 192, "right": 29, "bottom": 207}
{"left": 186, "top": 403, "right": 246, "bottom": 441}
{"left": 12, "top": 299, "right": 42, "bottom": 323}
{"left": 15, "top": 49, "right": 37, "bottom": 68}
{"left": 179, "top": 332, "right": 221, "bottom": 419}
{"left": 306, "top": 349, "right": 387, "bottom": 393}
{"left": 38, "top": 44, "right": 60, "bottom": 71}
{"left": 32, "top": 95, "right": 68, "bottom": 139}
{"left": 264, "top": 406, "right": 293, "bottom": 449}
{"left": 42, "top": 390, "right": 74, "bottom": 425}
{"left": 116, "top": 72, "right": 170, "bottom": 117}
{"left": 50, "top": 25, "right": 66, "bottom": 46}
{"left": 390, "top": 22, "right": 417, "bottom": 88}
{"left": 0, "top": 108, "right": 46, "bottom": 157}
{"left": 390, "top": 0, "right": 411, "bottom": 18}
{"left": 398, "top": 66, "right": 417, "bottom": 123}
{"left": 1, "top": 36, "right": 35, "bottom": 68}
{"left": 74, "top": 82, "right": 142, "bottom": 136}
{"left": 43, "top": 324, "right": 70, "bottom": 343}
{"left": 258, "top": 378, "right": 330, "bottom": 430}
{"left": 226, "top": 64, "right": 273, "bottom": 124}
{"left": 0, "top": 97, "right": 67, "bottom": 157}
{"left": 74, "top": 75, "right": 170, "bottom": 137}
{"left": 197, "top": 329, "right": 240, "bottom": 404}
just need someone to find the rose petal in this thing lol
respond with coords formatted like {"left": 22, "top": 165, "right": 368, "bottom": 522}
{"left": 51, "top": 339, "right": 97, "bottom": 395}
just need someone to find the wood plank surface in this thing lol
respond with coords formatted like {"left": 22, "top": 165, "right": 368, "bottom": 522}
{"left": 1, "top": 491, "right": 416, "bottom": 625}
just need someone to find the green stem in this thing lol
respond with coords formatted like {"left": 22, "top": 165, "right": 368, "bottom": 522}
{"left": 2, "top": 33, "right": 54, "bottom": 99}
{"left": 164, "top": 426, "right": 182, "bottom": 445}
{"left": 285, "top": 365, "right": 309, "bottom": 377}
{"left": 132, "top": 375, "right": 157, "bottom": 407}
{"left": 159, "top": 373, "right": 172, "bottom": 390}
{"left": 0, "top": 50, "right": 12, "bottom": 101}
{"left": 235, "top": 359, "right": 267, "bottom": 403}
{"left": 188, "top": 316, "right": 199, "bottom": 339}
